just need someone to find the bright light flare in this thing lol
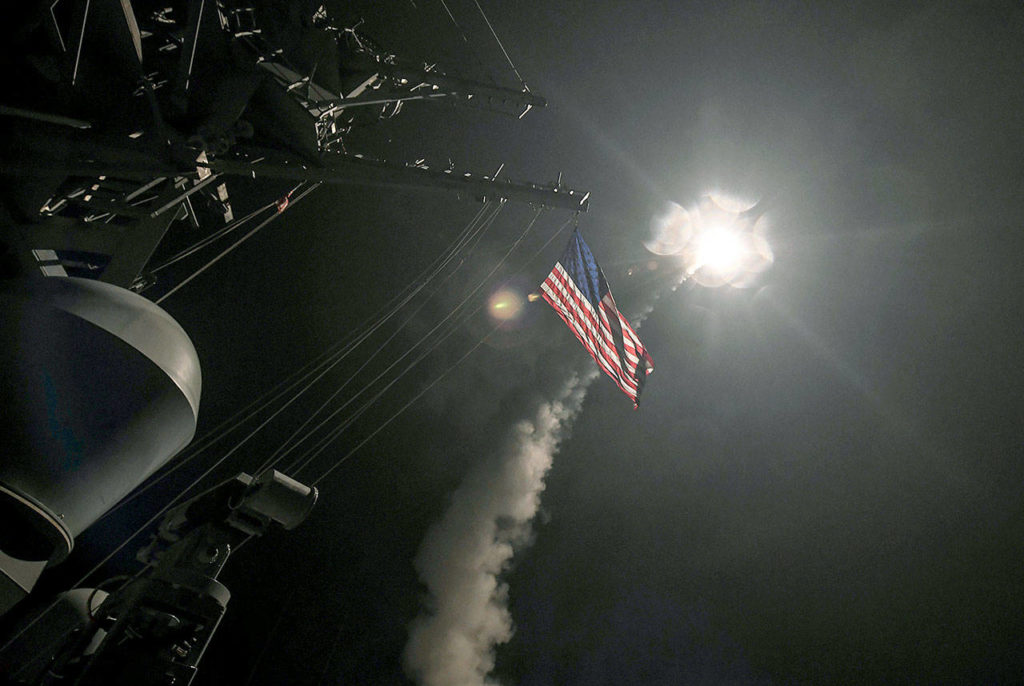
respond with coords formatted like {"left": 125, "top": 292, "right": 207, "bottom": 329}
{"left": 645, "top": 202, "right": 692, "bottom": 256}
{"left": 647, "top": 192, "right": 773, "bottom": 288}
{"left": 705, "top": 191, "right": 758, "bottom": 214}
{"left": 487, "top": 288, "right": 525, "bottom": 322}
{"left": 693, "top": 225, "right": 744, "bottom": 274}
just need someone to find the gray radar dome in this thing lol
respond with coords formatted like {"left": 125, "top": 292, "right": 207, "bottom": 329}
{"left": 0, "top": 277, "right": 201, "bottom": 568}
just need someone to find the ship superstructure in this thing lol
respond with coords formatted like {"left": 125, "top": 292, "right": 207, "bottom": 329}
{"left": 0, "top": 2, "right": 588, "bottom": 681}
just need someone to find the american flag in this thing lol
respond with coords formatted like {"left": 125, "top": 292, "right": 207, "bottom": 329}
{"left": 541, "top": 229, "right": 654, "bottom": 407}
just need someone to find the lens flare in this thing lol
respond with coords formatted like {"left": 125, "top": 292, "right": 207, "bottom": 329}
{"left": 646, "top": 192, "right": 773, "bottom": 288}
{"left": 693, "top": 226, "right": 743, "bottom": 274}
{"left": 645, "top": 201, "right": 692, "bottom": 256}
{"left": 488, "top": 288, "right": 525, "bottom": 323}
{"left": 705, "top": 191, "right": 758, "bottom": 214}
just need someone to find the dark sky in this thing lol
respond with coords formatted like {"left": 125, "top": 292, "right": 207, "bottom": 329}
{"left": 63, "top": 2, "right": 1024, "bottom": 685}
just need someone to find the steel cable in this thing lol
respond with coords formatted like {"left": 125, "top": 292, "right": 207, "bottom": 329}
{"left": 103, "top": 202, "right": 497, "bottom": 518}
{"left": 305, "top": 212, "right": 575, "bottom": 485}
{"left": 294, "top": 207, "right": 558, "bottom": 479}
{"left": 257, "top": 201, "right": 505, "bottom": 474}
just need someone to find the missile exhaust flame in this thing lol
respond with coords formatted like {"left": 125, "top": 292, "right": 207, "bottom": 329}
{"left": 648, "top": 193, "right": 773, "bottom": 288}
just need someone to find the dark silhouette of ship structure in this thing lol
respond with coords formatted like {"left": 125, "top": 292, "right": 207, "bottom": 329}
{"left": 0, "top": 2, "right": 587, "bottom": 682}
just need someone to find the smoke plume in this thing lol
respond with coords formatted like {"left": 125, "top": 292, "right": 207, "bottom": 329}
{"left": 403, "top": 370, "right": 596, "bottom": 686}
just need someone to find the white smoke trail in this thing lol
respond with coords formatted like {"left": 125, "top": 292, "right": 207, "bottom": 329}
{"left": 403, "top": 369, "right": 597, "bottom": 686}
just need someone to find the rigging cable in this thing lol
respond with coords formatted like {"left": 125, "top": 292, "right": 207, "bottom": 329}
{"left": 310, "top": 320, "right": 496, "bottom": 487}
{"left": 305, "top": 212, "right": 576, "bottom": 486}
{"left": 94, "top": 206, "right": 505, "bottom": 569}
{"left": 4, "top": 205, "right": 538, "bottom": 661}
{"left": 222, "top": 205, "right": 503, "bottom": 479}
{"left": 0, "top": 211, "right": 571, "bottom": 663}
{"left": 438, "top": 0, "right": 470, "bottom": 42}
{"left": 96, "top": 329, "right": 365, "bottom": 519}
{"left": 470, "top": 0, "right": 527, "bottom": 87}
{"left": 289, "top": 207, "right": 545, "bottom": 473}
{"left": 256, "top": 201, "right": 506, "bottom": 474}
{"left": 150, "top": 201, "right": 279, "bottom": 274}
{"left": 284, "top": 203, "right": 534, "bottom": 474}
{"left": 292, "top": 206, "right": 554, "bottom": 478}
{"left": 241, "top": 585, "right": 299, "bottom": 686}
{"left": 261, "top": 201, "right": 505, "bottom": 472}
{"left": 100, "top": 201, "right": 498, "bottom": 519}
{"left": 430, "top": 0, "right": 492, "bottom": 92}
{"left": 155, "top": 182, "right": 322, "bottom": 304}
{"left": 138, "top": 204, "right": 498, "bottom": 495}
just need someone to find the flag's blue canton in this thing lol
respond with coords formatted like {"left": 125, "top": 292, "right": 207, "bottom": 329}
{"left": 559, "top": 229, "right": 606, "bottom": 309}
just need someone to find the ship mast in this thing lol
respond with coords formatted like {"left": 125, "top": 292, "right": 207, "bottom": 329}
{"left": 3, "top": 144, "right": 589, "bottom": 213}
{"left": 0, "top": 0, "right": 588, "bottom": 288}
{"left": 0, "top": 3, "right": 589, "bottom": 676}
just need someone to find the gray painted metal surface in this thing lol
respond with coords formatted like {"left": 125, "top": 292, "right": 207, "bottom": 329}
{"left": 0, "top": 278, "right": 201, "bottom": 566}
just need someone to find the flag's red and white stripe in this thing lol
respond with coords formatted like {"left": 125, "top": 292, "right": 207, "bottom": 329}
{"left": 541, "top": 262, "right": 653, "bottom": 406}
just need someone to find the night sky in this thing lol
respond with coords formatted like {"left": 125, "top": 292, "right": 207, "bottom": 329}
{"left": 54, "top": 2, "right": 1024, "bottom": 684}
